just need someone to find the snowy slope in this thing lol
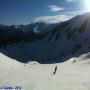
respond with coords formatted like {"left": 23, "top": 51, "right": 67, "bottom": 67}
{"left": 0, "top": 53, "right": 90, "bottom": 90}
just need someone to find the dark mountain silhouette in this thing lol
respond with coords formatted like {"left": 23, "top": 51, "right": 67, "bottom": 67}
{"left": 0, "top": 13, "right": 90, "bottom": 64}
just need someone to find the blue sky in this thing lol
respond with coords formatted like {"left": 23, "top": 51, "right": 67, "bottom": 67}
{"left": 0, "top": 0, "right": 88, "bottom": 25}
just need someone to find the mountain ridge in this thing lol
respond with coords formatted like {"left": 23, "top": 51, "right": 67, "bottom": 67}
{"left": 0, "top": 13, "right": 90, "bottom": 63}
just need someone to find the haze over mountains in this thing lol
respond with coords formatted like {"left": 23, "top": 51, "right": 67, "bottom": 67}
{"left": 0, "top": 13, "right": 90, "bottom": 63}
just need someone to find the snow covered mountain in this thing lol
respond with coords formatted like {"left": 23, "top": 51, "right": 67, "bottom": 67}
{"left": 0, "top": 13, "right": 90, "bottom": 63}
{"left": 43, "top": 13, "right": 90, "bottom": 54}
{"left": 0, "top": 22, "right": 58, "bottom": 46}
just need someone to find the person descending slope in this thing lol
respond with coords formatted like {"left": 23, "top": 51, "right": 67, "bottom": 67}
{"left": 53, "top": 66, "right": 57, "bottom": 75}
{"left": 73, "top": 58, "right": 77, "bottom": 63}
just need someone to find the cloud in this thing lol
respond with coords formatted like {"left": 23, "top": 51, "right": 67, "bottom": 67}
{"left": 48, "top": 5, "right": 64, "bottom": 12}
{"left": 65, "top": 10, "right": 86, "bottom": 16}
{"left": 34, "top": 15, "right": 71, "bottom": 24}
{"left": 65, "top": 0, "right": 76, "bottom": 2}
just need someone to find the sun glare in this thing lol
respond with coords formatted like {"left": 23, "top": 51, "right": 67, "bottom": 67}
{"left": 84, "top": 0, "right": 90, "bottom": 12}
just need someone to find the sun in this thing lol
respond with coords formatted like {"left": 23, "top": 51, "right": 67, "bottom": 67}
{"left": 84, "top": 0, "right": 90, "bottom": 12}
